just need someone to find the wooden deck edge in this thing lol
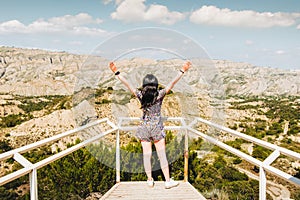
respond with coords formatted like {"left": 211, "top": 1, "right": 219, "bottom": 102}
{"left": 99, "top": 182, "right": 120, "bottom": 200}
{"left": 186, "top": 182, "right": 207, "bottom": 199}
{"left": 100, "top": 181, "right": 206, "bottom": 200}
{"left": 116, "top": 180, "right": 185, "bottom": 184}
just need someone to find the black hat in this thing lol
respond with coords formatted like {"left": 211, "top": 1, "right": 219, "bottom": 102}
{"left": 142, "top": 74, "right": 158, "bottom": 87}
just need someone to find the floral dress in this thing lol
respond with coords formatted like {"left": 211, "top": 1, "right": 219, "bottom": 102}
{"left": 135, "top": 89, "right": 166, "bottom": 142}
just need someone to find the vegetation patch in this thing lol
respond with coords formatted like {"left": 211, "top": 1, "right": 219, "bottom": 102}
{"left": 0, "top": 95, "right": 72, "bottom": 128}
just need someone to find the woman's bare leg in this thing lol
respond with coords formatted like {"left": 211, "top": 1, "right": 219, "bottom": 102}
{"left": 141, "top": 141, "right": 152, "bottom": 180}
{"left": 154, "top": 138, "right": 170, "bottom": 182}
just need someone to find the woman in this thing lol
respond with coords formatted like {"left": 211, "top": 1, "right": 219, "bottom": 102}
{"left": 109, "top": 61, "right": 191, "bottom": 189}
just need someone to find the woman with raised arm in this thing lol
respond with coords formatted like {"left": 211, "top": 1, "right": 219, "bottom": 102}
{"left": 109, "top": 61, "right": 191, "bottom": 189}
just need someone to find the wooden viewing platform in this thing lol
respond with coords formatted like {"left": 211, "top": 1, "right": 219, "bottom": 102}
{"left": 100, "top": 181, "right": 206, "bottom": 200}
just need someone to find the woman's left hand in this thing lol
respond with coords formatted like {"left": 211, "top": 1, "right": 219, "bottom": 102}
{"left": 109, "top": 62, "right": 117, "bottom": 73}
{"left": 182, "top": 61, "right": 191, "bottom": 72}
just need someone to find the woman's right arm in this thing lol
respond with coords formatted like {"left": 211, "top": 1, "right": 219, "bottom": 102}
{"left": 109, "top": 62, "right": 137, "bottom": 97}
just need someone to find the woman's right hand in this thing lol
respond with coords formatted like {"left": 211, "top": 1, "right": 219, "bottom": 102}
{"left": 109, "top": 62, "right": 117, "bottom": 73}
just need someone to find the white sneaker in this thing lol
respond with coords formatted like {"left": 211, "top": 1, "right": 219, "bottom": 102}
{"left": 165, "top": 178, "right": 179, "bottom": 189}
{"left": 147, "top": 178, "right": 154, "bottom": 187}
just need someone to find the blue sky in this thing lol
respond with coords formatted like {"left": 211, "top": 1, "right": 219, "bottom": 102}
{"left": 0, "top": 0, "right": 300, "bottom": 69}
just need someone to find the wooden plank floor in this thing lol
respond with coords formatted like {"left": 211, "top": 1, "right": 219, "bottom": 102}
{"left": 100, "top": 181, "right": 206, "bottom": 200}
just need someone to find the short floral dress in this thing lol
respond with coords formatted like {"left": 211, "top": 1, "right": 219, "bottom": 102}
{"left": 135, "top": 89, "right": 166, "bottom": 142}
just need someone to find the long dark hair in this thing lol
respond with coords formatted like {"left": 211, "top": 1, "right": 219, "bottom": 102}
{"left": 141, "top": 74, "right": 158, "bottom": 109}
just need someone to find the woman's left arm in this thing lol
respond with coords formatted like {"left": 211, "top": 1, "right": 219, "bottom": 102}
{"left": 109, "top": 62, "right": 137, "bottom": 97}
{"left": 165, "top": 61, "right": 191, "bottom": 94}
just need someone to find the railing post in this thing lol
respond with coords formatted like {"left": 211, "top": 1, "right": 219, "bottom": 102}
{"left": 116, "top": 129, "right": 120, "bottom": 183}
{"left": 183, "top": 126, "right": 189, "bottom": 182}
{"left": 259, "top": 166, "right": 266, "bottom": 200}
{"left": 259, "top": 149, "right": 280, "bottom": 200}
{"left": 13, "top": 153, "right": 38, "bottom": 199}
{"left": 29, "top": 168, "right": 38, "bottom": 200}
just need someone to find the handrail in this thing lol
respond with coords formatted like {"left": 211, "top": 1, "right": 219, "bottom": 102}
{"left": 0, "top": 118, "right": 111, "bottom": 161}
{"left": 188, "top": 117, "right": 300, "bottom": 200}
{"left": 0, "top": 116, "right": 299, "bottom": 200}
{"left": 0, "top": 118, "right": 117, "bottom": 200}
{"left": 193, "top": 117, "right": 300, "bottom": 160}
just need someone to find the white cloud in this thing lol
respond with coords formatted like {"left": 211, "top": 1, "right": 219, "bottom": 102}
{"left": 190, "top": 5, "right": 300, "bottom": 28}
{"left": 275, "top": 50, "right": 285, "bottom": 55}
{"left": 297, "top": 24, "right": 300, "bottom": 29}
{"left": 145, "top": 4, "right": 184, "bottom": 25}
{"left": 0, "top": 20, "right": 27, "bottom": 33}
{"left": 111, "top": 0, "right": 185, "bottom": 25}
{"left": 69, "top": 41, "right": 83, "bottom": 45}
{"left": 103, "top": 0, "right": 124, "bottom": 5}
{"left": 102, "top": 0, "right": 113, "bottom": 4}
{"left": 48, "top": 13, "right": 103, "bottom": 27}
{"left": 245, "top": 40, "right": 253, "bottom": 45}
{"left": 72, "top": 26, "right": 108, "bottom": 36}
{"left": 111, "top": 0, "right": 146, "bottom": 22}
{"left": 0, "top": 13, "right": 108, "bottom": 36}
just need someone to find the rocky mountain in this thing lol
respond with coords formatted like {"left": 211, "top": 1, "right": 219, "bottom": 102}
{"left": 215, "top": 60, "right": 300, "bottom": 96}
{"left": 0, "top": 47, "right": 87, "bottom": 96}
{"left": 0, "top": 46, "right": 299, "bottom": 97}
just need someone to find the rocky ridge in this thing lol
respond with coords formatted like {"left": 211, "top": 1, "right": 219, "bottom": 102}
{"left": 0, "top": 47, "right": 87, "bottom": 96}
{"left": 215, "top": 60, "right": 300, "bottom": 96}
{"left": 0, "top": 46, "right": 299, "bottom": 97}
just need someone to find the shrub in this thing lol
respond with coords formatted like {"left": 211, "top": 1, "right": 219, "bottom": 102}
{"left": 252, "top": 146, "right": 272, "bottom": 160}
{"left": 0, "top": 114, "right": 27, "bottom": 128}
{"left": 220, "top": 166, "right": 248, "bottom": 182}
{"left": 233, "top": 157, "right": 242, "bottom": 164}
{"left": 0, "top": 139, "right": 12, "bottom": 153}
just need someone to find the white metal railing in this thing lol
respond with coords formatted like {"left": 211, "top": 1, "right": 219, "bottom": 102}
{"left": 0, "top": 118, "right": 118, "bottom": 200}
{"left": 188, "top": 117, "right": 300, "bottom": 200}
{"left": 0, "top": 116, "right": 299, "bottom": 200}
